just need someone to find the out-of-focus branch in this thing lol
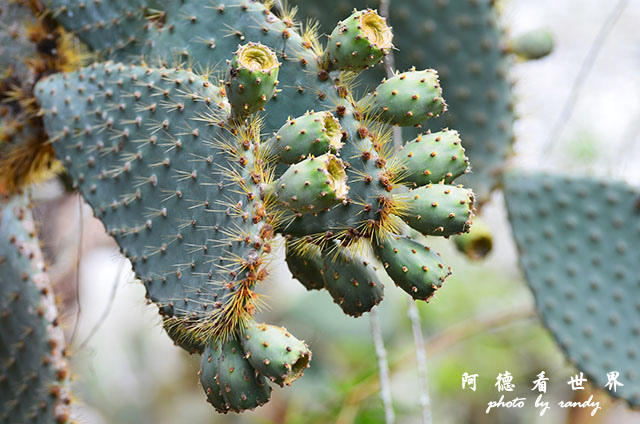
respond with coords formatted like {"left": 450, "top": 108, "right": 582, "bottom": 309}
{"left": 369, "top": 308, "right": 395, "bottom": 424}
{"left": 408, "top": 300, "right": 432, "bottom": 424}
{"left": 543, "top": 0, "right": 630, "bottom": 155}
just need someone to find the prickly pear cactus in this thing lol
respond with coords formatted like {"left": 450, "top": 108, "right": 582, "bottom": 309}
{"left": 0, "top": 195, "right": 71, "bottom": 423}
{"left": 505, "top": 172, "right": 640, "bottom": 407}
{"left": 25, "top": 0, "right": 478, "bottom": 413}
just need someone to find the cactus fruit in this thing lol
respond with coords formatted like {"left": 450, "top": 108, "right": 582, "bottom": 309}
{"left": 398, "top": 129, "right": 469, "bottom": 186}
{"left": 504, "top": 172, "right": 640, "bottom": 407}
{"left": 226, "top": 42, "right": 280, "bottom": 119}
{"left": 325, "top": 9, "right": 393, "bottom": 71}
{"left": 373, "top": 233, "right": 450, "bottom": 302}
{"left": 199, "top": 340, "right": 229, "bottom": 413}
{"left": 453, "top": 218, "right": 493, "bottom": 260}
{"left": 321, "top": 246, "right": 384, "bottom": 317}
{"left": 241, "top": 321, "right": 311, "bottom": 387}
{"left": 0, "top": 195, "right": 71, "bottom": 423}
{"left": 211, "top": 337, "right": 272, "bottom": 412}
{"left": 269, "top": 111, "right": 343, "bottom": 165}
{"left": 284, "top": 241, "right": 325, "bottom": 291}
{"left": 199, "top": 319, "right": 309, "bottom": 413}
{"left": 397, "top": 184, "right": 474, "bottom": 236}
{"left": 509, "top": 29, "right": 555, "bottom": 61}
{"left": 266, "top": 153, "right": 348, "bottom": 214}
{"left": 368, "top": 69, "right": 447, "bottom": 127}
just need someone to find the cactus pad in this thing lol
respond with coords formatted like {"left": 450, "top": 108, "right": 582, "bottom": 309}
{"left": 0, "top": 196, "right": 71, "bottom": 423}
{"left": 505, "top": 172, "right": 640, "bottom": 407}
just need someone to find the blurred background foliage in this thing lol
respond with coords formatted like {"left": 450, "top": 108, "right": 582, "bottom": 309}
{"left": 29, "top": 0, "right": 640, "bottom": 422}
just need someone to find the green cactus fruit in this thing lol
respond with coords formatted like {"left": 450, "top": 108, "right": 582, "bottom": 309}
{"left": 510, "top": 28, "right": 554, "bottom": 61}
{"left": 322, "top": 247, "right": 384, "bottom": 317}
{"left": 226, "top": 42, "right": 280, "bottom": 119}
{"left": 0, "top": 195, "right": 71, "bottom": 424}
{"left": 373, "top": 234, "right": 450, "bottom": 302}
{"left": 369, "top": 69, "right": 447, "bottom": 127}
{"left": 453, "top": 218, "right": 493, "bottom": 260}
{"left": 504, "top": 172, "right": 640, "bottom": 407}
{"left": 396, "top": 129, "right": 469, "bottom": 186}
{"left": 269, "top": 111, "right": 343, "bottom": 165}
{"left": 325, "top": 9, "right": 393, "bottom": 71}
{"left": 267, "top": 153, "right": 348, "bottom": 214}
{"left": 199, "top": 340, "right": 229, "bottom": 413}
{"left": 285, "top": 240, "right": 325, "bottom": 290}
{"left": 216, "top": 338, "right": 272, "bottom": 412}
{"left": 398, "top": 184, "right": 474, "bottom": 236}
{"left": 240, "top": 320, "right": 311, "bottom": 387}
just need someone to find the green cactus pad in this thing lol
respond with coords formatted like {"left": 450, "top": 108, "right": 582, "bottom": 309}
{"left": 285, "top": 240, "right": 325, "bottom": 291}
{"left": 369, "top": 69, "right": 446, "bottom": 127}
{"left": 269, "top": 111, "right": 343, "bottom": 165}
{"left": 216, "top": 338, "right": 272, "bottom": 412}
{"left": 0, "top": 1, "right": 37, "bottom": 78}
{"left": 373, "top": 234, "right": 450, "bottom": 302}
{"left": 200, "top": 340, "right": 229, "bottom": 413}
{"left": 44, "top": 0, "right": 159, "bottom": 59}
{"left": 504, "top": 172, "right": 640, "bottom": 407}
{"left": 321, "top": 247, "right": 384, "bottom": 317}
{"left": 35, "top": 62, "right": 279, "bottom": 342}
{"left": 398, "top": 184, "right": 474, "bottom": 236}
{"left": 395, "top": 129, "right": 469, "bottom": 186}
{"left": 241, "top": 320, "right": 311, "bottom": 387}
{"left": 267, "top": 154, "right": 348, "bottom": 214}
{"left": 325, "top": 8, "right": 393, "bottom": 71}
{"left": 226, "top": 42, "right": 280, "bottom": 119}
{"left": 0, "top": 196, "right": 71, "bottom": 424}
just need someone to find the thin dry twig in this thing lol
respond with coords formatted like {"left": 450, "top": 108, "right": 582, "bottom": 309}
{"left": 69, "top": 195, "right": 84, "bottom": 344}
{"left": 77, "top": 258, "right": 126, "bottom": 350}
{"left": 369, "top": 308, "right": 395, "bottom": 424}
{"left": 408, "top": 300, "right": 432, "bottom": 424}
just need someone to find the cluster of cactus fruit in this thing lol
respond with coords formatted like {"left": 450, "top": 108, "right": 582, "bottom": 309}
{"left": 1, "top": 0, "right": 477, "bottom": 415}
